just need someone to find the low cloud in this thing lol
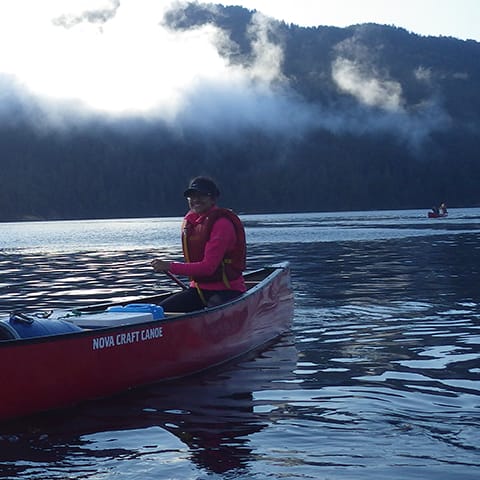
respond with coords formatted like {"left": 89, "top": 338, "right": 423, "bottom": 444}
{"left": 332, "top": 57, "right": 404, "bottom": 111}
{"left": 0, "top": 0, "right": 451, "bottom": 146}
{"left": 52, "top": 0, "right": 121, "bottom": 29}
{"left": 328, "top": 33, "right": 451, "bottom": 145}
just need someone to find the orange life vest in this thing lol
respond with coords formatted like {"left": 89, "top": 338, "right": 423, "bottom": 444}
{"left": 182, "top": 207, "right": 246, "bottom": 286}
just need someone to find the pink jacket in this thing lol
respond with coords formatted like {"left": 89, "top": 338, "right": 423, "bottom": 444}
{"left": 169, "top": 212, "right": 246, "bottom": 292}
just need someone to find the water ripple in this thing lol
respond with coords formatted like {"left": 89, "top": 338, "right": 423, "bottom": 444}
{"left": 1, "top": 212, "right": 480, "bottom": 479}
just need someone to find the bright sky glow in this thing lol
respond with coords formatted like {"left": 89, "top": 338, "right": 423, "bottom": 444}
{"left": 0, "top": 1, "right": 235, "bottom": 115}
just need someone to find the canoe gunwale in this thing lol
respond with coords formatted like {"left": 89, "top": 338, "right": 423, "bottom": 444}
{"left": 0, "top": 263, "right": 290, "bottom": 348}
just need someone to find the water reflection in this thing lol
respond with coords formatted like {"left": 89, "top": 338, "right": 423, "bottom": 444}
{"left": 0, "top": 250, "right": 176, "bottom": 312}
{"left": 291, "top": 298, "right": 480, "bottom": 459}
{"left": 0, "top": 336, "right": 298, "bottom": 478}
{"left": 286, "top": 233, "right": 480, "bottom": 306}
{"left": 2, "top": 211, "right": 480, "bottom": 479}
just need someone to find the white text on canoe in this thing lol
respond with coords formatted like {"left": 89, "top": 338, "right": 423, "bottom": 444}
{"left": 92, "top": 327, "right": 163, "bottom": 350}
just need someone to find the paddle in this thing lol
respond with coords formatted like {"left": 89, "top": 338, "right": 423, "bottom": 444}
{"left": 165, "top": 271, "right": 188, "bottom": 290}
{"left": 152, "top": 259, "right": 188, "bottom": 290}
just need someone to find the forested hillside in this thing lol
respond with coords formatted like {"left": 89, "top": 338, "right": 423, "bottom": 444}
{"left": 1, "top": 2, "right": 479, "bottom": 221}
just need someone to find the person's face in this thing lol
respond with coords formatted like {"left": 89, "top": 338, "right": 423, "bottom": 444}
{"left": 187, "top": 192, "right": 215, "bottom": 214}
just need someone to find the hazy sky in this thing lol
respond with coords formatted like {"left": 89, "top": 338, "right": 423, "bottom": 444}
{"left": 219, "top": 0, "right": 480, "bottom": 41}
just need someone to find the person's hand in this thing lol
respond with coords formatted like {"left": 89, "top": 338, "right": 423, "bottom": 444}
{"left": 151, "top": 258, "right": 172, "bottom": 272}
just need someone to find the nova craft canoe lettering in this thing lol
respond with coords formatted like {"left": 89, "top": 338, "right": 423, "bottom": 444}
{"left": 92, "top": 327, "right": 163, "bottom": 350}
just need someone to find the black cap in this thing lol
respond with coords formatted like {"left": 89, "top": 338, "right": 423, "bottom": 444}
{"left": 183, "top": 177, "right": 220, "bottom": 198}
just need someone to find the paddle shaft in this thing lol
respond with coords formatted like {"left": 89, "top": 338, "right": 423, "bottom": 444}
{"left": 165, "top": 271, "right": 188, "bottom": 290}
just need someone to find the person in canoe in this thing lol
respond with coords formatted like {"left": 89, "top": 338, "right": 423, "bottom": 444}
{"left": 151, "top": 176, "right": 247, "bottom": 312}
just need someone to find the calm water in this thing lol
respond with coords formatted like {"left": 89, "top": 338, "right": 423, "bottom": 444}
{"left": 1, "top": 209, "right": 480, "bottom": 480}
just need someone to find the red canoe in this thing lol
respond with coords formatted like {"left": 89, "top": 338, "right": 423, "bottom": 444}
{"left": 0, "top": 263, "right": 294, "bottom": 423}
{"left": 428, "top": 211, "right": 448, "bottom": 218}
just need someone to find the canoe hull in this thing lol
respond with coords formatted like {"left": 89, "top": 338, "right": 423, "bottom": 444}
{"left": 0, "top": 264, "right": 294, "bottom": 422}
{"left": 428, "top": 212, "right": 448, "bottom": 218}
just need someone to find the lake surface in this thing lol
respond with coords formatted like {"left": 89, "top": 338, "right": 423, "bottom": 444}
{"left": 1, "top": 208, "right": 480, "bottom": 479}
